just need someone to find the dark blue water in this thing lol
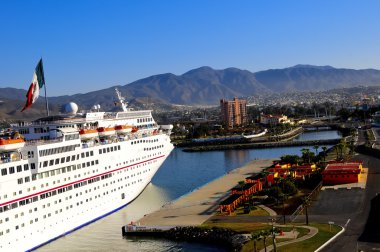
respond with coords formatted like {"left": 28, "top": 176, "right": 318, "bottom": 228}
{"left": 293, "top": 130, "right": 342, "bottom": 141}
{"left": 37, "top": 130, "right": 340, "bottom": 252}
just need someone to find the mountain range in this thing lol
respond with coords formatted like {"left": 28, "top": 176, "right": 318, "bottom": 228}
{"left": 2, "top": 64, "right": 380, "bottom": 119}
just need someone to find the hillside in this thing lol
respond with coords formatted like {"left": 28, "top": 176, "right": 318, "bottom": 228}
{"left": 2, "top": 65, "right": 380, "bottom": 113}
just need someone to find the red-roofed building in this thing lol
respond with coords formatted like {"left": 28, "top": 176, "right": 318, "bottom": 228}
{"left": 322, "top": 161, "right": 363, "bottom": 185}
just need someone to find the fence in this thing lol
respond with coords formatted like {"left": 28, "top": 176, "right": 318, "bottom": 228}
{"left": 289, "top": 181, "right": 323, "bottom": 222}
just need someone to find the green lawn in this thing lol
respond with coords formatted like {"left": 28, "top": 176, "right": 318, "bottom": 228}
{"left": 276, "top": 223, "right": 342, "bottom": 252}
{"left": 241, "top": 226, "right": 310, "bottom": 252}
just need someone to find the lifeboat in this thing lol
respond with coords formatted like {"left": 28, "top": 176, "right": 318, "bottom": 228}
{"left": 131, "top": 127, "right": 139, "bottom": 133}
{"left": 79, "top": 129, "right": 98, "bottom": 139}
{"left": 97, "top": 127, "right": 115, "bottom": 137}
{"left": 115, "top": 125, "right": 133, "bottom": 135}
{"left": 0, "top": 138, "right": 25, "bottom": 151}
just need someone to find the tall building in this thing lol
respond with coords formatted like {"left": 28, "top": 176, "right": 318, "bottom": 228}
{"left": 220, "top": 98, "right": 247, "bottom": 128}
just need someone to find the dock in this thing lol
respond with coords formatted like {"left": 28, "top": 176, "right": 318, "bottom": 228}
{"left": 134, "top": 159, "right": 273, "bottom": 227}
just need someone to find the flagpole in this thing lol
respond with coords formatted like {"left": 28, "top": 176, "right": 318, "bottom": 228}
{"left": 44, "top": 81, "right": 50, "bottom": 117}
{"left": 40, "top": 58, "right": 50, "bottom": 116}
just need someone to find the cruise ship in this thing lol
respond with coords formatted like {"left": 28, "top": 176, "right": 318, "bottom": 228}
{"left": 0, "top": 89, "right": 174, "bottom": 251}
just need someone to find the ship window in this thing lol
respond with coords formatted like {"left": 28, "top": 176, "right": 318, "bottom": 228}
{"left": 31, "top": 163, "right": 36, "bottom": 169}
{"left": 99, "top": 149, "right": 102, "bottom": 154}
{"left": 110, "top": 147, "right": 113, "bottom": 151}
{"left": 25, "top": 176, "right": 30, "bottom": 182}
{"left": 95, "top": 160, "right": 99, "bottom": 165}
{"left": 32, "top": 174, "right": 37, "bottom": 181}
{"left": 61, "top": 157, "right": 65, "bottom": 163}
{"left": 118, "top": 145, "right": 120, "bottom": 150}
{"left": 9, "top": 167, "right": 15, "bottom": 174}
{"left": 48, "top": 160, "right": 53, "bottom": 166}
{"left": 72, "top": 155, "right": 76, "bottom": 161}
{"left": 1, "top": 168, "right": 7, "bottom": 176}
{"left": 24, "top": 164, "right": 29, "bottom": 171}
{"left": 17, "top": 178, "right": 23, "bottom": 184}
{"left": 17, "top": 165, "right": 22, "bottom": 172}
{"left": 55, "top": 159, "right": 60, "bottom": 165}
{"left": 90, "top": 151, "right": 94, "bottom": 156}
{"left": 107, "top": 147, "right": 110, "bottom": 152}
{"left": 82, "top": 163, "right": 86, "bottom": 168}
{"left": 66, "top": 156, "right": 70, "bottom": 162}
{"left": 86, "top": 152, "right": 89, "bottom": 157}
{"left": 81, "top": 153, "right": 85, "bottom": 158}
{"left": 87, "top": 162, "right": 90, "bottom": 167}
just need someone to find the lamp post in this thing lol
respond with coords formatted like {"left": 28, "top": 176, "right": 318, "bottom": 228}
{"left": 268, "top": 218, "right": 277, "bottom": 252}
{"left": 281, "top": 193, "right": 288, "bottom": 225}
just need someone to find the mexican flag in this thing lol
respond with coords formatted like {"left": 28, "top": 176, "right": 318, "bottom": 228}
{"left": 21, "top": 59, "right": 45, "bottom": 112}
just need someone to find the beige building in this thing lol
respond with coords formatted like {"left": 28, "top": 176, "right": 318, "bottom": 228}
{"left": 260, "top": 114, "right": 290, "bottom": 125}
{"left": 220, "top": 98, "right": 247, "bottom": 128}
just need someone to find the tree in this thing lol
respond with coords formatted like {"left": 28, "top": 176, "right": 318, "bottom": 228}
{"left": 261, "top": 170, "right": 270, "bottom": 187}
{"left": 251, "top": 231, "right": 262, "bottom": 252}
{"left": 301, "top": 148, "right": 314, "bottom": 164}
{"left": 268, "top": 186, "right": 282, "bottom": 199}
{"left": 280, "top": 155, "right": 301, "bottom": 165}
{"left": 261, "top": 229, "right": 271, "bottom": 252}
{"left": 313, "top": 145, "right": 319, "bottom": 156}
{"left": 321, "top": 146, "right": 328, "bottom": 162}
{"left": 281, "top": 180, "right": 298, "bottom": 195}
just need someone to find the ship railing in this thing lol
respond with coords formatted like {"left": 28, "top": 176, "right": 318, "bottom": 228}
{"left": 25, "top": 138, "right": 64, "bottom": 146}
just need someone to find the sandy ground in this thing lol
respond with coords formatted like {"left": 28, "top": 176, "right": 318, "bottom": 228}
{"left": 137, "top": 159, "right": 273, "bottom": 226}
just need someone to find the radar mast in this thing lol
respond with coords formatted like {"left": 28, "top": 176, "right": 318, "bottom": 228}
{"left": 115, "top": 88, "right": 129, "bottom": 112}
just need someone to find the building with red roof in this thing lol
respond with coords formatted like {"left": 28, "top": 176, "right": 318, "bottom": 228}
{"left": 322, "top": 161, "right": 363, "bottom": 185}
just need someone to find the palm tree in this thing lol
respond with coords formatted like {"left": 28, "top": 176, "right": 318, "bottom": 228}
{"left": 313, "top": 145, "right": 319, "bottom": 156}
{"left": 251, "top": 231, "right": 261, "bottom": 252}
{"left": 261, "top": 229, "right": 271, "bottom": 252}
{"left": 261, "top": 170, "right": 270, "bottom": 187}
{"left": 301, "top": 148, "right": 311, "bottom": 164}
{"left": 321, "top": 146, "right": 328, "bottom": 162}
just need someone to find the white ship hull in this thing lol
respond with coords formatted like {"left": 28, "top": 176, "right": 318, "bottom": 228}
{"left": 0, "top": 103, "right": 174, "bottom": 251}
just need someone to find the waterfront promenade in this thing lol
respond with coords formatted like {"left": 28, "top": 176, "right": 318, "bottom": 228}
{"left": 137, "top": 159, "right": 273, "bottom": 226}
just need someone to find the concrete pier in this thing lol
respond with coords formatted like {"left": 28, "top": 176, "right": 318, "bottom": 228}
{"left": 136, "top": 159, "right": 273, "bottom": 226}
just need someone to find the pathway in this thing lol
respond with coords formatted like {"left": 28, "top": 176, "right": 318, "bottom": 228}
{"left": 259, "top": 225, "right": 318, "bottom": 252}
{"left": 259, "top": 204, "right": 277, "bottom": 216}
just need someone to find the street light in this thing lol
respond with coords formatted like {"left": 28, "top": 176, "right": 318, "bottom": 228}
{"left": 268, "top": 218, "right": 277, "bottom": 252}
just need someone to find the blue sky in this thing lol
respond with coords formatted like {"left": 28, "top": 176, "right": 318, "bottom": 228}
{"left": 1, "top": 0, "right": 380, "bottom": 96}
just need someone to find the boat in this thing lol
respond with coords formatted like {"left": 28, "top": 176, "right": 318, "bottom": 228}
{"left": 97, "top": 127, "right": 116, "bottom": 137}
{"left": 131, "top": 126, "right": 138, "bottom": 133}
{"left": 242, "top": 129, "right": 268, "bottom": 139}
{"left": 79, "top": 129, "right": 98, "bottom": 139}
{"left": 0, "top": 138, "right": 25, "bottom": 151}
{"left": 0, "top": 88, "right": 174, "bottom": 251}
{"left": 115, "top": 125, "right": 133, "bottom": 134}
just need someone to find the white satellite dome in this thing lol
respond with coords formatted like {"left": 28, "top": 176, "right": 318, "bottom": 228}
{"left": 62, "top": 102, "right": 78, "bottom": 115}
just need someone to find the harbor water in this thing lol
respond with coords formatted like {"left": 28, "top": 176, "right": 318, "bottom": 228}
{"left": 36, "top": 130, "right": 341, "bottom": 252}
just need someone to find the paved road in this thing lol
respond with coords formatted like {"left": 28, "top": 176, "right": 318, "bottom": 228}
{"left": 311, "top": 153, "right": 380, "bottom": 252}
